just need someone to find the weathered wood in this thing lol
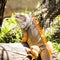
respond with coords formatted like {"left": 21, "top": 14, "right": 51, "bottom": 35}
{"left": 0, "top": 43, "right": 29, "bottom": 60}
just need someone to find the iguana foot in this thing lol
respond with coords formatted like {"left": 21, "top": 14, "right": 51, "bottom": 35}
{"left": 23, "top": 56, "right": 31, "bottom": 60}
{"left": 25, "top": 48, "right": 36, "bottom": 59}
{"left": 25, "top": 45, "right": 40, "bottom": 59}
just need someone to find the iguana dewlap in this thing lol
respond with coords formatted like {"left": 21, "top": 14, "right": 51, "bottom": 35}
{"left": 16, "top": 13, "right": 57, "bottom": 60}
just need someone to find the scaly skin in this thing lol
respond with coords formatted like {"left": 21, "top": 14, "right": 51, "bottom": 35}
{"left": 16, "top": 13, "right": 58, "bottom": 60}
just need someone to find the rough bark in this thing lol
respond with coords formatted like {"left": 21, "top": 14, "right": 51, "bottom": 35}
{"left": 34, "top": 0, "right": 60, "bottom": 29}
{"left": 0, "top": 0, "right": 6, "bottom": 26}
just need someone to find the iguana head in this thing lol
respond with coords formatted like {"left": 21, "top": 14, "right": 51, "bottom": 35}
{"left": 16, "top": 13, "right": 32, "bottom": 30}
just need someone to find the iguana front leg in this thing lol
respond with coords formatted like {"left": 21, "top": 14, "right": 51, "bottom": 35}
{"left": 25, "top": 45, "right": 41, "bottom": 60}
{"left": 26, "top": 45, "right": 50, "bottom": 60}
{"left": 25, "top": 42, "right": 58, "bottom": 60}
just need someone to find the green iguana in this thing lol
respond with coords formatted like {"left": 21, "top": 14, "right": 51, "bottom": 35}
{"left": 15, "top": 13, "right": 58, "bottom": 60}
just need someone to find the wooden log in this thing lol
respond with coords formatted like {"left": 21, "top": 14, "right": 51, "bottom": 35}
{"left": 0, "top": 43, "right": 29, "bottom": 60}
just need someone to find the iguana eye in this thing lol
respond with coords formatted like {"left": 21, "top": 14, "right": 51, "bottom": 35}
{"left": 16, "top": 15, "right": 26, "bottom": 22}
{"left": 20, "top": 15, "right": 26, "bottom": 21}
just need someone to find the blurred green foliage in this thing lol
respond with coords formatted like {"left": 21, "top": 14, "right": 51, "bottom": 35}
{"left": 44, "top": 15, "right": 60, "bottom": 44}
{"left": 0, "top": 14, "right": 22, "bottom": 43}
{"left": 44, "top": 15, "right": 60, "bottom": 38}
